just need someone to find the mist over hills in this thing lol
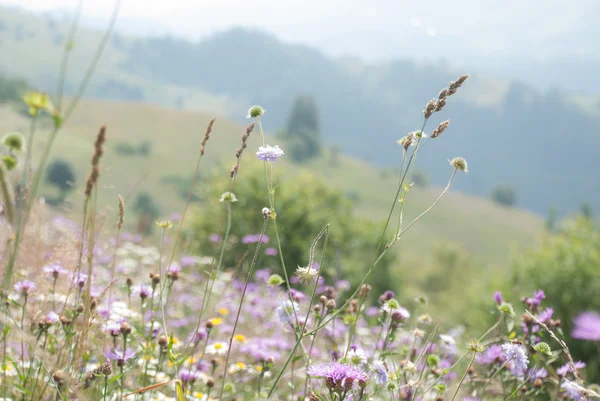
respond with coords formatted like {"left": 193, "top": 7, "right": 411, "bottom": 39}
{"left": 1, "top": 5, "right": 599, "bottom": 217}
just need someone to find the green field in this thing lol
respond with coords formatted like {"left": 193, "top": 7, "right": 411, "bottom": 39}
{"left": 0, "top": 98, "right": 542, "bottom": 267}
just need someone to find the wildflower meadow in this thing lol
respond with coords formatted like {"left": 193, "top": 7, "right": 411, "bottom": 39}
{"left": 1, "top": 4, "right": 600, "bottom": 401}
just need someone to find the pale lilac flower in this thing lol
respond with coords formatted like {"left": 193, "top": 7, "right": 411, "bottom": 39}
{"left": 502, "top": 342, "right": 529, "bottom": 376}
{"left": 528, "top": 367, "right": 548, "bottom": 381}
{"left": 562, "top": 380, "right": 583, "bottom": 401}
{"left": 14, "top": 280, "right": 35, "bottom": 296}
{"left": 256, "top": 145, "right": 284, "bottom": 162}
{"left": 132, "top": 285, "right": 153, "bottom": 299}
{"left": 180, "top": 256, "right": 196, "bottom": 268}
{"left": 167, "top": 263, "right": 181, "bottom": 275}
{"left": 276, "top": 300, "right": 299, "bottom": 325}
{"left": 46, "top": 312, "right": 60, "bottom": 324}
{"left": 209, "top": 234, "right": 221, "bottom": 243}
{"left": 372, "top": 360, "right": 388, "bottom": 384}
{"left": 43, "top": 264, "right": 68, "bottom": 278}
{"left": 105, "top": 347, "right": 136, "bottom": 363}
{"left": 557, "top": 361, "right": 586, "bottom": 376}
{"left": 265, "top": 247, "right": 277, "bottom": 256}
{"left": 572, "top": 312, "right": 600, "bottom": 341}
{"left": 105, "top": 322, "right": 122, "bottom": 336}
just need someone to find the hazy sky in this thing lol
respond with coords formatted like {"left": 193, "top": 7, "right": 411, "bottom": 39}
{"left": 1, "top": 0, "right": 597, "bottom": 62}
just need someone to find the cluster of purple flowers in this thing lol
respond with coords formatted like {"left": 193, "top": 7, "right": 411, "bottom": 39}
{"left": 307, "top": 363, "right": 369, "bottom": 391}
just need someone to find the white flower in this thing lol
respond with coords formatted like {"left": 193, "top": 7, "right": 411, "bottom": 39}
{"left": 276, "top": 300, "right": 299, "bottom": 325}
{"left": 347, "top": 349, "right": 367, "bottom": 366}
{"left": 219, "top": 192, "right": 238, "bottom": 203}
{"left": 295, "top": 265, "right": 318, "bottom": 284}
{"left": 206, "top": 342, "right": 229, "bottom": 356}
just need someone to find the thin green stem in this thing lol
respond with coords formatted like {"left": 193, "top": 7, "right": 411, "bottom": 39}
{"left": 450, "top": 352, "right": 476, "bottom": 401}
{"left": 480, "top": 357, "right": 514, "bottom": 399}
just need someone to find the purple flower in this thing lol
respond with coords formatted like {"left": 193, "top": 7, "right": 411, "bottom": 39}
{"left": 528, "top": 367, "right": 548, "bottom": 381}
{"left": 525, "top": 290, "right": 546, "bottom": 310}
{"left": 242, "top": 234, "right": 270, "bottom": 244}
{"left": 572, "top": 312, "right": 600, "bottom": 341}
{"left": 477, "top": 344, "right": 505, "bottom": 365}
{"left": 46, "top": 312, "right": 60, "bottom": 324}
{"left": 557, "top": 361, "right": 586, "bottom": 376}
{"left": 538, "top": 307, "right": 554, "bottom": 323}
{"left": 105, "top": 347, "right": 136, "bottom": 363}
{"left": 493, "top": 291, "right": 503, "bottom": 305}
{"left": 265, "top": 247, "right": 278, "bottom": 256}
{"left": 14, "top": 280, "right": 35, "bottom": 295}
{"left": 256, "top": 145, "right": 284, "bottom": 162}
{"left": 132, "top": 285, "right": 153, "bottom": 299}
{"left": 307, "top": 363, "right": 368, "bottom": 390}
{"left": 43, "top": 264, "right": 68, "bottom": 278}
{"left": 562, "top": 380, "right": 583, "bottom": 401}
{"left": 72, "top": 273, "right": 89, "bottom": 287}
{"left": 167, "top": 263, "right": 181, "bottom": 274}
{"left": 179, "top": 368, "right": 202, "bottom": 383}
{"left": 180, "top": 256, "right": 196, "bottom": 268}
{"left": 105, "top": 322, "right": 121, "bottom": 336}
{"left": 209, "top": 234, "right": 221, "bottom": 243}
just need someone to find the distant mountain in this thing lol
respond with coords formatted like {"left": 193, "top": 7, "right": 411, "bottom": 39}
{"left": 0, "top": 6, "right": 599, "bottom": 217}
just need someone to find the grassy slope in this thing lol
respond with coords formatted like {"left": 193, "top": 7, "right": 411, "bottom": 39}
{"left": 0, "top": 98, "right": 542, "bottom": 266}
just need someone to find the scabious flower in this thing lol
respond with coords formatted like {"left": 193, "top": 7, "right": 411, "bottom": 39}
{"left": 276, "top": 300, "right": 299, "bottom": 325}
{"left": 265, "top": 247, "right": 277, "bottom": 256}
{"left": 219, "top": 192, "right": 237, "bottom": 203}
{"left": 14, "top": 280, "right": 35, "bottom": 296}
{"left": 247, "top": 105, "right": 265, "bottom": 118}
{"left": 295, "top": 265, "right": 319, "bottom": 284}
{"left": 209, "top": 234, "right": 221, "bottom": 243}
{"left": 43, "top": 263, "right": 68, "bottom": 278}
{"left": 571, "top": 312, "right": 600, "bottom": 341}
{"left": 256, "top": 145, "right": 284, "bottom": 162}
{"left": 308, "top": 363, "right": 368, "bottom": 391}
{"left": 502, "top": 342, "right": 529, "bottom": 376}
{"left": 562, "top": 380, "right": 584, "bottom": 401}
{"left": 372, "top": 360, "right": 388, "bottom": 384}
{"left": 557, "top": 361, "right": 586, "bottom": 377}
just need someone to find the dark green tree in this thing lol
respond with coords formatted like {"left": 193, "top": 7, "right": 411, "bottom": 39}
{"left": 282, "top": 95, "right": 322, "bottom": 162}
{"left": 45, "top": 159, "right": 76, "bottom": 199}
{"left": 133, "top": 191, "right": 160, "bottom": 234}
{"left": 490, "top": 185, "right": 517, "bottom": 207}
{"left": 188, "top": 166, "right": 394, "bottom": 298}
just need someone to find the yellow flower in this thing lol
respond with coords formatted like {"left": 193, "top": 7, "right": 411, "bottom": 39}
{"left": 256, "top": 365, "right": 263, "bottom": 372}
{"left": 235, "top": 362, "right": 246, "bottom": 369}
{"left": 22, "top": 91, "right": 52, "bottom": 116}
{"left": 209, "top": 317, "right": 223, "bottom": 326}
{"left": 156, "top": 220, "right": 173, "bottom": 229}
{"left": 193, "top": 392, "right": 204, "bottom": 399}
{"left": 218, "top": 308, "right": 229, "bottom": 316}
{"left": 233, "top": 334, "right": 246, "bottom": 343}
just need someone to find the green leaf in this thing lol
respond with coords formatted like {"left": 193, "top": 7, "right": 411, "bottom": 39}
{"left": 108, "top": 373, "right": 123, "bottom": 384}
{"left": 505, "top": 314, "right": 515, "bottom": 333}
{"left": 175, "top": 380, "right": 185, "bottom": 401}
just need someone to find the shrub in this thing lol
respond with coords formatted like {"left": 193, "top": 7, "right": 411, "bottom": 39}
{"left": 45, "top": 159, "right": 76, "bottom": 199}
{"left": 513, "top": 217, "right": 600, "bottom": 380}
{"left": 491, "top": 184, "right": 517, "bottom": 207}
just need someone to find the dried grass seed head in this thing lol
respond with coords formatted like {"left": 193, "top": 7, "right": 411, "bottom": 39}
{"left": 431, "top": 120, "right": 450, "bottom": 139}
